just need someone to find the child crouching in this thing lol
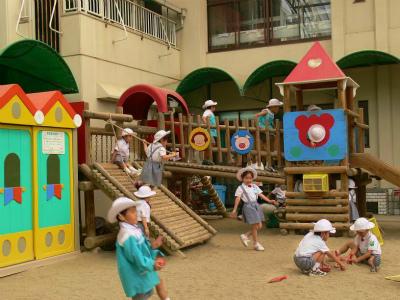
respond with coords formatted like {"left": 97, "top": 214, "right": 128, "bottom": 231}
{"left": 335, "top": 217, "right": 382, "bottom": 272}
{"left": 294, "top": 219, "right": 346, "bottom": 276}
{"left": 107, "top": 197, "right": 170, "bottom": 300}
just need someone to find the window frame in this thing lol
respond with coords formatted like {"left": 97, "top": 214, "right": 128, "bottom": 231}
{"left": 207, "top": 0, "right": 332, "bottom": 52}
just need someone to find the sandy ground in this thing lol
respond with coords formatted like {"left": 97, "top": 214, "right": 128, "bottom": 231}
{"left": 1, "top": 216, "right": 399, "bottom": 300}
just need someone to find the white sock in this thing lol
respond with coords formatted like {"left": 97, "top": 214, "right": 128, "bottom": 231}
{"left": 312, "top": 262, "right": 320, "bottom": 271}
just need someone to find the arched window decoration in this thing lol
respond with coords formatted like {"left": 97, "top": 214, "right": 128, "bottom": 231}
{"left": 47, "top": 155, "right": 60, "bottom": 184}
{"left": 5, "top": 153, "right": 20, "bottom": 187}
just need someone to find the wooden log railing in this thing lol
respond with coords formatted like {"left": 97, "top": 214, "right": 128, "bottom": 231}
{"left": 82, "top": 109, "right": 284, "bottom": 167}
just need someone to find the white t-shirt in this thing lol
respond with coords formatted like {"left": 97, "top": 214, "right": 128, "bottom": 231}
{"left": 115, "top": 138, "right": 130, "bottom": 159}
{"left": 295, "top": 232, "right": 330, "bottom": 257}
{"left": 146, "top": 142, "right": 167, "bottom": 163}
{"left": 354, "top": 232, "right": 382, "bottom": 255}
{"left": 202, "top": 109, "right": 215, "bottom": 119}
{"left": 234, "top": 184, "right": 263, "bottom": 203}
{"left": 136, "top": 200, "right": 151, "bottom": 222}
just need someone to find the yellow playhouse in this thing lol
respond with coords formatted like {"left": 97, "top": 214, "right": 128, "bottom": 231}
{"left": 0, "top": 84, "right": 81, "bottom": 275}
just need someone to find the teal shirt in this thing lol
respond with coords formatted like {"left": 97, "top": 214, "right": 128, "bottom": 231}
{"left": 258, "top": 109, "right": 275, "bottom": 130}
{"left": 116, "top": 224, "right": 162, "bottom": 297}
{"left": 203, "top": 109, "right": 217, "bottom": 137}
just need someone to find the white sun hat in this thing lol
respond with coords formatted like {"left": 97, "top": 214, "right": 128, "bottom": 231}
{"left": 308, "top": 124, "right": 326, "bottom": 143}
{"left": 134, "top": 185, "right": 156, "bottom": 199}
{"left": 350, "top": 217, "right": 375, "bottom": 231}
{"left": 312, "top": 219, "right": 336, "bottom": 233}
{"left": 307, "top": 104, "right": 322, "bottom": 112}
{"left": 236, "top": 166, "right": 257, "bottom": 181}
{"left": 266, "top": 98, "right": 283, "bottom": 108}
{"left": 153, "top": 130, "right": 171, "bottom": 143}
{"left": 348, "top": 179, "right": 357, "bottom": 189}
{"left": 122, "top": 128, "right": 135, "bottom": 137}
{"left": 202, "top": 99, "right": 218, "bottom": 109}
{"left": 107, "top": 197, "right": 138, "bottom": 223}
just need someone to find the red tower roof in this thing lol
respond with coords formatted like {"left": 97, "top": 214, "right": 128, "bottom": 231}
{"left": 283, "top": 42, "right": 345, "bottom": 84}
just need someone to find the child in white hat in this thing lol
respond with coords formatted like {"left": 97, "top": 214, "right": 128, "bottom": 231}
{"left": 134, "top": 185, "right": 156, "bottom": 238}
{"left": 202, "top": 100, "right": 218, "bottom": 141}
{"left": 112, "top": 128, "right": 141, "bottom": 176}
{"left": 230, "top": 167, "right": 278, "bottom": 251}
{"left": 107, "top": 197, "right": 170, "bottom": 300}
{"left": 335, "top": 217, "right": 382, "bottom": 272}
{"left": 141, "top": 130, "right": 177, "bottom": 186}
{"left": 294, "top": 219, "right": 346, "bottom": 276}
{"left": 255, "top": 98, "right": 283, "bottom": 130}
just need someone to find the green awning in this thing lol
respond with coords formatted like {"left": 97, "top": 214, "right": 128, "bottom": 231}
{"left": 337, "top": 50, "right": 400, "bottom": 69}
{"left": 176, "top": 67, "right": 241, "bottom": 95}
{"left": 0, "top": 40, "right": 78, "bottom": 94}
{"left": 243, "top": 60, "right": 296, "bottom": 94}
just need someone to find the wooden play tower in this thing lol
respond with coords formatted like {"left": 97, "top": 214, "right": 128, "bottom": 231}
{"left": 277, "top": 42, "right": 370, "bottom": 233}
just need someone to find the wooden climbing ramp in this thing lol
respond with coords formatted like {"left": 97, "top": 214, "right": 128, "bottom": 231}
{"left": 80, "top": 163, "right": 216, "bottom": 254}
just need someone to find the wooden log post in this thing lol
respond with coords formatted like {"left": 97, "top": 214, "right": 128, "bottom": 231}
{"left": 215, "top": 116, "right": 223, "bottom": 163}
{"left": 337, "top": 79, "right": 347, "bottom": 109}
{"left": 254, "top": 117, "right": 262, "bottom": 168}
{"left": 84, "top": 190, "right": 96, "bottom": 238}
{"left": 206, "top": 117, "right": 213, "bottom": 162}
{"left": 283, "top": 85, "right": 291, "bottom": 113}
{"left": 234, "top": 118, "right": 242, "bottom": 167}
{"left": 83, "top": 103, "right": 92, "bottom": 165}
{"left": 265, "top": 127, "right": 272, "bottom": 167}
{"left": 178, "top": 113, "right": 186, "bottom": 160}
{"left": 355, "top": 174, "right": 367, "bottom": 217}
{"left": 357, "top": 108, "right": 365, "bottom": 153}
{"left": 158, "top": 112, "right": 165, "bottom": 130}
{"left": 187, "top": 114, "right": 194, "bottom": 162}
{"left": 346, "top": 87, "right": 355, "bottom": 153}
{"left": 275, "top": 120, "right": 282, "bottom": 168}
{"left": 169, "top": 111, "right": 176, "bottom": 151}
{"left": 224, "top": 119, "right": 233, "bottom": 165}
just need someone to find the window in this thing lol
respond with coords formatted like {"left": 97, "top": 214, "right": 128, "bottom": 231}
{"left": 34, "top": 0, "right": 60, "bottom": 52}
{"left": 47, "top": 155, "right": 60, "bottom": 184}
{"left": 4, "top": 154, "right": 21, "bottom": 187}
{"left": 358, "top": 100, "right": 370, "bottom": 148}
{"left": 207, "top": 0, "right": 331, "bottom": 51}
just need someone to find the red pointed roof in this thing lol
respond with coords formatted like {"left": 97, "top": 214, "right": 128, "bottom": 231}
{"left": 0, "top": 84, "right": 38, "bottom": 114}
{"left": 284, "top": 42, "right": 345, "bottom": 84}
{"left": 27, "top": 90, "right": 77, "bottom": 118}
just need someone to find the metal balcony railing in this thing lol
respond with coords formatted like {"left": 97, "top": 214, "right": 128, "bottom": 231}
{"left": 63, "top": 0, "right": 177, "bottom": 46}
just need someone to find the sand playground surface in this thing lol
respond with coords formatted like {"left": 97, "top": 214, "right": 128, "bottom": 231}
{"left": 1, "top": 216, "right": 399, "bottom": 300}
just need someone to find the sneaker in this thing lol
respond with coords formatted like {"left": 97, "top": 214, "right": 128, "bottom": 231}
{"left": 370, "top": 266, "right": 377, "bottom": 273}
{"left": 309, "top": 269, "right": 327, "bottom": 277}
{"left": 254, "top": 243, "right": 265, "bottom": 251}
{"left": 301, "top": 269, "right": 311, "bottom": 275}
{"left": 124, "top": 168, "right": 132, "bottom": 175}
{"left": 240, "top": 234, "right": 249, "bottom": 247}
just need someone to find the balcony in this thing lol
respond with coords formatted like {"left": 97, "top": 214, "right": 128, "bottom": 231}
{"left": 63, "top": 0, "right": 177, "bottom": 47}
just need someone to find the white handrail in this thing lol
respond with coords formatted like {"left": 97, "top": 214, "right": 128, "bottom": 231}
{"left": 50, "top": 0, "right": 63, "bottom": 35}
{"left": 15, "top": 0, "right": 28, "bottom": 38}
{"left": 112, "top": 0, "right": 128, "bottom": 44}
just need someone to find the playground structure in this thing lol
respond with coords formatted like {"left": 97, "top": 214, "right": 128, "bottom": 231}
{"left": 77, "top": 42, "right": 400, "bottom": 246}
{"left": 0, "top": 84, "right": 81, "bottom": 275}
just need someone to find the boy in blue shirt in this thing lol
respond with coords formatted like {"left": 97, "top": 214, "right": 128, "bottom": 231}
{"left": 107, "top": 197, "right": 170, "bottom": 300}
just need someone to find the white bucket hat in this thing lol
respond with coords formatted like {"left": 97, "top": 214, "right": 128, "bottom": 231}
{"left": 312, "top": 219, "right": 336, "bottom": 233}
{"left": 350, "top": 217, "right": 375, "bottom": 231}
{"left": 122, "top": 128, "right": 135, "bottom": 137}
{"left": 153, "top": 130, "right": 171, "bottom": 143}
{"left": 134, "top": 185, "right": 156, "bottom": 199}
{"left": 202, "top": 100, "right": 218, "bottom": 110}
{"left": 107, "top": 197, "right": 138, "bottom": 223}
{"left": 308, "top": 124, "right": 326, "bottom": 143}
{"left": 348, "top": 179, "right": 357, "bottom": 189}
{"left": 236, "top": 166, "right": 257, "bottom": 181}
{"left": 266, "top": 98, "right": 283, "bottom": 108}
{"left": 307, "top": 104, "right": 322, "bottom": 112}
